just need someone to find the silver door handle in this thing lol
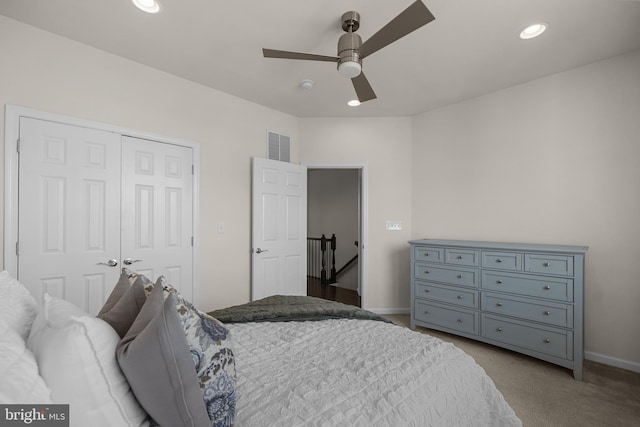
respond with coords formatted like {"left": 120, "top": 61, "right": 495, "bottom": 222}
{"left": 255, "top": 248, "right": 268, "bottom": 254}
{"left": 123, "top": 258, "right": 143, "bottom": 265}
{"left": 97, "top": 259, "right": 118, "bottom": 267}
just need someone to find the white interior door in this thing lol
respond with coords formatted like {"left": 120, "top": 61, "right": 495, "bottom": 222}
{"left": 251, "top": 157, "right": 307, "bottom": 299}
{"left": 18, "top": 117, "right": 122, "bottom": 313}
{"left": 121, "top": 136, "right": 194, "bottom": 301}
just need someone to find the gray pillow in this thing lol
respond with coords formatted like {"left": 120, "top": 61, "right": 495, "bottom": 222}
{"left": 98, "top": 273, "right": 150, "bottom": 338}
{"left": 116, "top": 283, "right": 211, "bottom": 426}
{"left": 97, "top": 268, "right": 136, "bottom": 316}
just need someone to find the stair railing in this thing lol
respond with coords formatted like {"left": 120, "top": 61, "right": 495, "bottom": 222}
{"left": 335, "top": 240, "right": 359, "bottom": 278}
{"left": 307, "top": 234, "right": 336, "bottom": 285}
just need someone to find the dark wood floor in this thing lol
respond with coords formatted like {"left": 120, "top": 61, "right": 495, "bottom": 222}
{"left": 307, "top": 277, "right": 361, "bottom": 307}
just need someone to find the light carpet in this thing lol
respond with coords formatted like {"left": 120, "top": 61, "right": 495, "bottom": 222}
{"left": 384, "top": 314, "right": 640, "bottom": 427}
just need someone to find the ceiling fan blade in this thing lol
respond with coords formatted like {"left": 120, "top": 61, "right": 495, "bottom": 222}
{"left": 263, "top": 48, "right": 339, "bottom": 62}
{"left": 352, "top": 72, "right": 377, "bottom": 102}
{"left": 357, "top": 0, "right": 435, "bottom": 59}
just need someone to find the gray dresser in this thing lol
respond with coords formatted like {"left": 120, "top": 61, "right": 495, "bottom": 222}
{"left": 409, "top": 239, "right": 588, "bottom": 380}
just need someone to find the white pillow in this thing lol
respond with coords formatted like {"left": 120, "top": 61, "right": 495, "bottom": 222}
{"left": 0, "top": 270, "right": 39, "bottom": 341}
{"left": 27, "top": 294, "right": 149, "bottom": 427}
{"left": 0, "top": 319, "right": 52, "bottom": 403}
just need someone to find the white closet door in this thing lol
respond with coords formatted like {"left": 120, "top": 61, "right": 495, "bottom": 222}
{"left": 120, "top": 136, "right": 194, "bottom": 301}
{"left": 18, "top": 117, "right": 122, "bottom": 313}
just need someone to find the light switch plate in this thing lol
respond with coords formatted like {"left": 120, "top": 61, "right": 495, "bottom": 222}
{"left": 385, "top": 221, "right": 402, "bottom": 231}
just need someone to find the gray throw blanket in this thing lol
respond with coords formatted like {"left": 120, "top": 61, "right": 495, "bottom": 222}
{"left": 207, "top": 295, "right": 391, "bottom": 324}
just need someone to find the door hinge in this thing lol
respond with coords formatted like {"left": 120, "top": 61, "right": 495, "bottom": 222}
{"left": 16, "top": 139, "right": 20, "bottom": 153}
{"left": 191, "top": 236, "right": 194, "bottom": 247}
{"left": 15, "top": 242, "right": 19, "bottom": 256}
{"left": 192, "top": 164, "right": 195, "bottom": 175}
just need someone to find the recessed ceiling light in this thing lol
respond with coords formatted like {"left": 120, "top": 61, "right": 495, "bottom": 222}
{"left": 347, "top": 99, "right": 361, "bottom": 107}
{"left": 520, "top": 23, "right": 548, "bottom": 40}
{"left": 132, "top": 0, "right": 161, "bottom": 14}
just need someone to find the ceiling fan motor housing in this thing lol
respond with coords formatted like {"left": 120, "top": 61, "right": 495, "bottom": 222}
{"left": 337, "top": 33, "right": 362, "bottom": 78}
{"left": 337, "top": 12, "right": 363, "bottom": 78}
{"left": 338, "top": 32, "right": 362, "bottom": 62}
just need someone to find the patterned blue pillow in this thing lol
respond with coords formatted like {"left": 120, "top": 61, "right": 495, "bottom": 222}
{"left": 155, "top": 277, "right": 237, "bottom": 427}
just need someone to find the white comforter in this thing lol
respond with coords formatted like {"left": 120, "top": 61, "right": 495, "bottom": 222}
{"left": 227, "top": 319, "right": 521, "bottom": 426}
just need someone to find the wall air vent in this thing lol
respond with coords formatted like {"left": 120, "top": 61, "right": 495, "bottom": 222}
{"left": 267, "top": 131, "right": 290, "bottom": 162}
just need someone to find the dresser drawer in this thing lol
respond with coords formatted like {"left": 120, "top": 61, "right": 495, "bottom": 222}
{"left": 482, "top": 251, "right": 522, "bottom": 271}
{"left": 415, "top": 301, "right": 478, "bottom": 335}
{"left": 482, "top": 315, "right": 572, "bottom": 359}
{"left": 445, "top": 249, "right": 479, "bottom": 267}
{"left": 525, "top": 254, "right": 574, "bottom": 276}
{"left": 482, "top": 271, "right": 573, "bottom": 302}
{"left": 414, "top": 246, "right": 444, "bottom": 263}
{"left": 415, "top": 282, "right": 478, "bottom": 308}
{"left": 481, "top": 292, "right": 573, "bottom": 328}
{"left": 414, "top": 264, "right": 479, "bottom": 288}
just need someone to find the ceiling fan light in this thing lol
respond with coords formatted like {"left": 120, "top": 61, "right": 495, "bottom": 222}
{"left": 338, "top": 61, "right": 362, "bottom": 79}
{"left": 520, "top": 23, "right": 547, "bottom": 40}
{"left": 132, "top": 0, "right": 161, "bottom": 14}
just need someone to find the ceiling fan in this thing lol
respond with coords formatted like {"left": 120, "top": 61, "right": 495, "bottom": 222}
{"left": 263, "top": 0, "right": 435, "bottom": 103}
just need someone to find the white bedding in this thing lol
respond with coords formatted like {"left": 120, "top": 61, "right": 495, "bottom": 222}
{"left": 2, "top": 268, "right": 521, "bottom": 427}
{"left": 228, "top": 319, "right": 522, "bottom": 427}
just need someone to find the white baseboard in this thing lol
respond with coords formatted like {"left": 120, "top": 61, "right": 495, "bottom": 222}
{"left": 585, "top": 351, "right": 640, "bottom": 374}
{"left": 369, "top": 308, "right": 410, "bottom": 315}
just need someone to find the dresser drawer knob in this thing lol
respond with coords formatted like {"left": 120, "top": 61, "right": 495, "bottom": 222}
{"left": 544, "top": 285, "right": 551, "bottom": 290}
{"left": 457, "top": 295, "right": 463, "bottom": 299}
{"left": 496, "top": 280, "right": 503, "bottom": 284}
{"left": 544, "top": 311, "right": 550, "bottom": 315}
{"left": 424, "top": 270, "right": 430, "bottom": 274}
{"left": 496, "top": 302, "right": 503, "bottom": 307}
{"left": 496, "top": 258, "right": 503, "bottom": 263}
{"left": 544, "top": 338, "right": 551, "bottom": 343}
{"left": 424, "top": 289, "right": 430, "bottom": 293}
{"left": 496, "top": 327, "right": 503, "bottom": 332}
{"left": 457, "top": 318, "right": 464, "bottom": 323}
{"left": 457, "top": 255, "right": 463, "bottom": 259}
{"left": 543, "top": 262, "right": 551, "bottom": 267}
{"left": 457, "top": 274, "right": 463, "bottom": 279}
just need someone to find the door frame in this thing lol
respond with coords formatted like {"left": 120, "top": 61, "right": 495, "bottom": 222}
{"left": 303, "top": 162, "right": 368, "bottom": 309}
{"left": 3, "top": 105, "right": 200, "bottom": 302}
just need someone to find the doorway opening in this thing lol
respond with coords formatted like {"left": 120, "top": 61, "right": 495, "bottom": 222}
{"left": 305, "top": 163, "right": 367, "bottom": 308}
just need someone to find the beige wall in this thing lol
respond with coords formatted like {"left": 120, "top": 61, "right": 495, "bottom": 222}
{"left": 0, "top": 16, "right": 299, "bottom": 311}
{"left": 412, "top": 49, "right": 640, "bottom": 368}
{"left": 299, "top": 117, "right": 413, "bottom": 310}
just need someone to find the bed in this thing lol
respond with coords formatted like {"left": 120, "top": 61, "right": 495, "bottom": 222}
{"left": 0, "top": 270, "right": 522, "bottom": 427}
